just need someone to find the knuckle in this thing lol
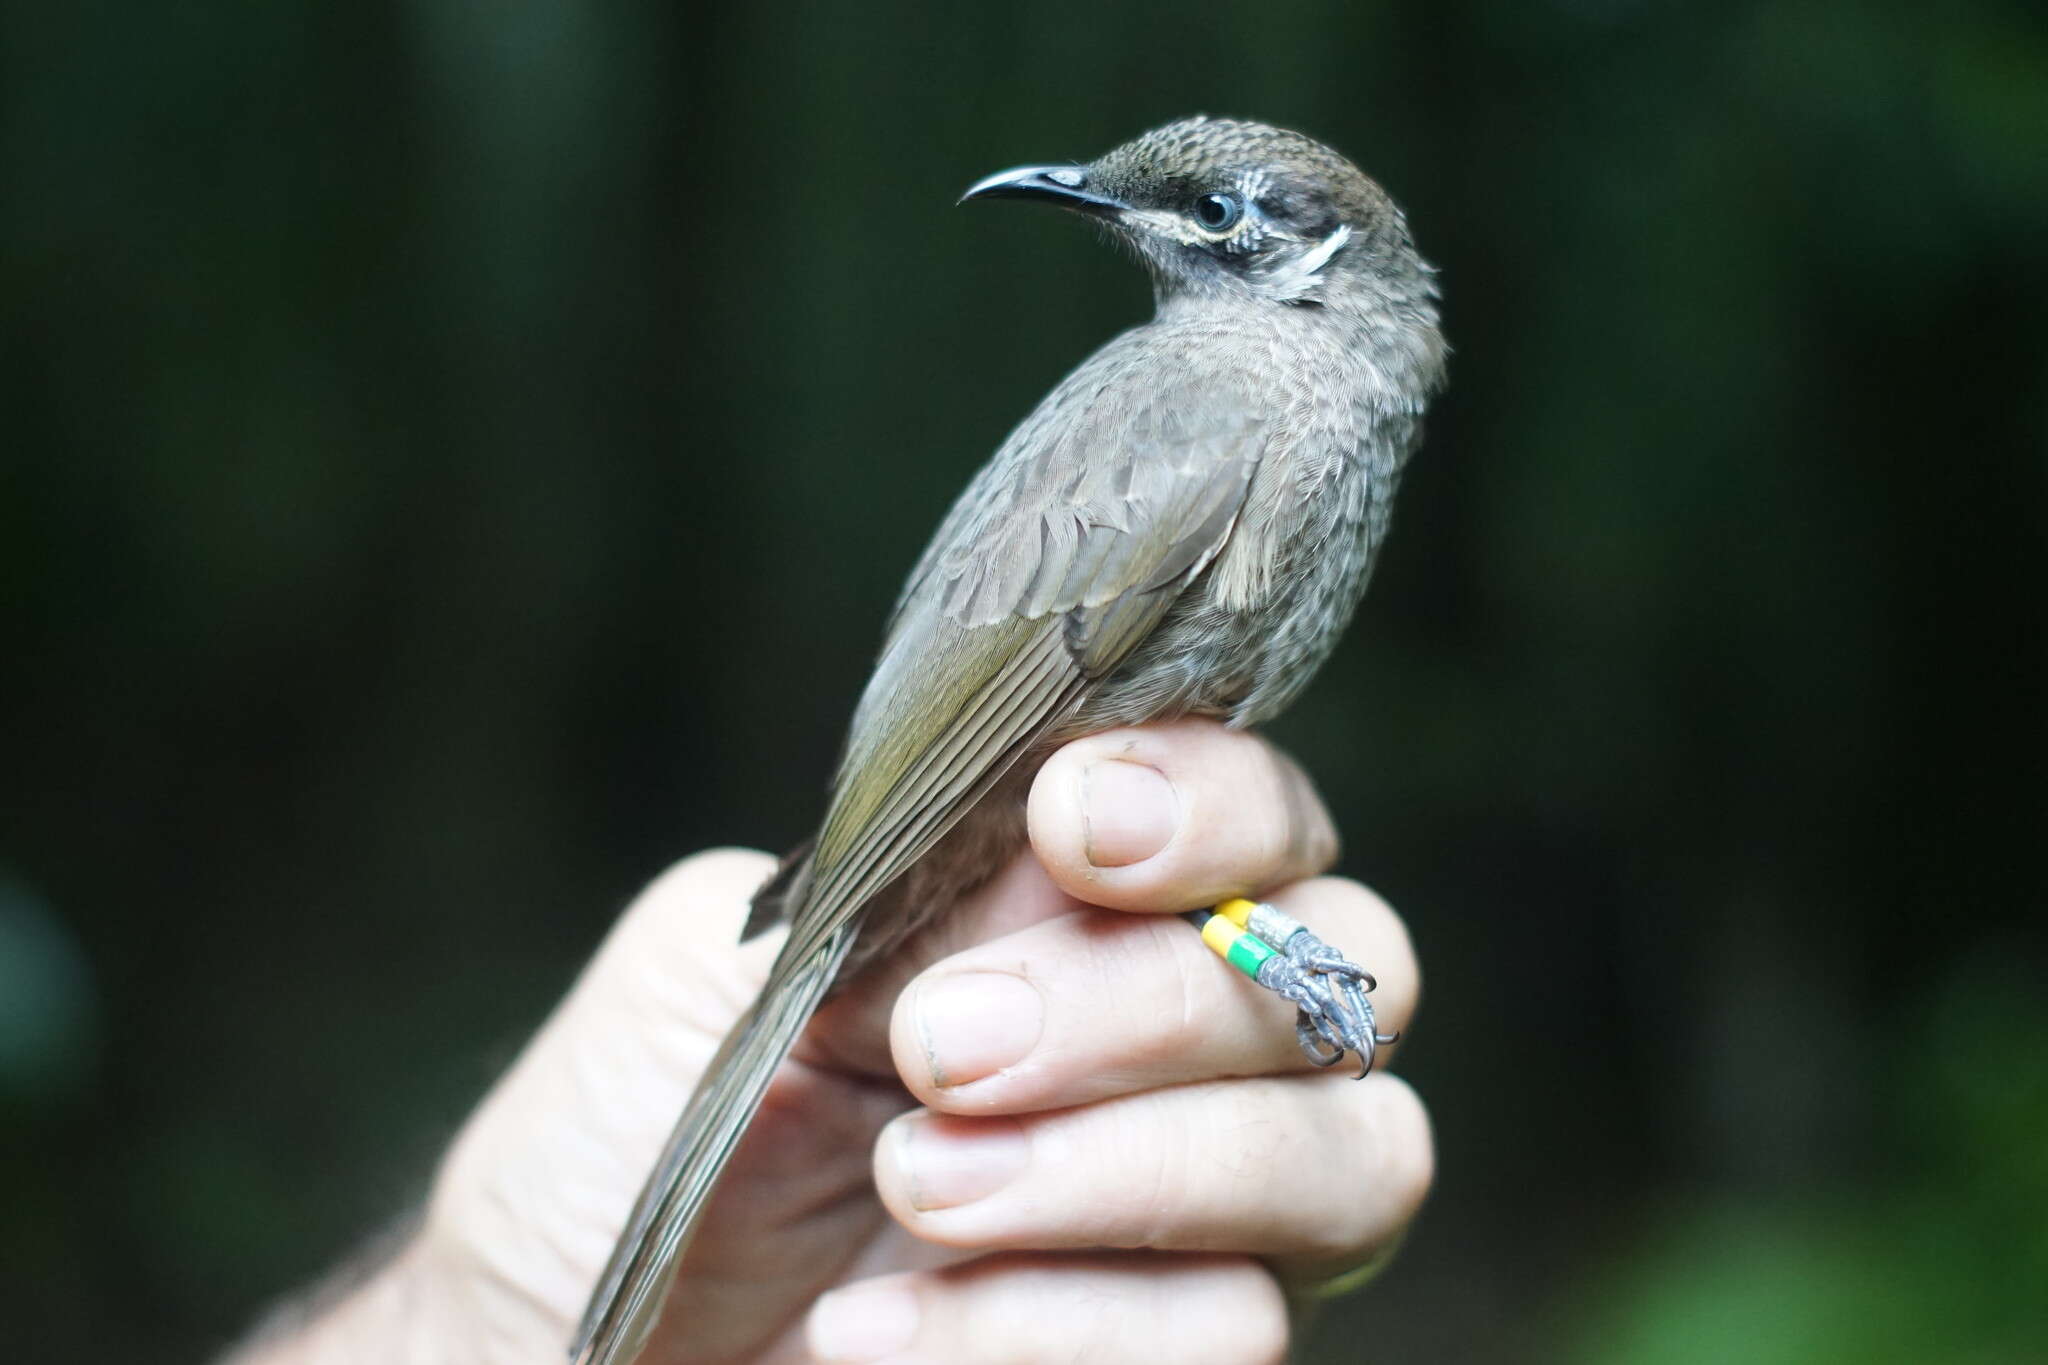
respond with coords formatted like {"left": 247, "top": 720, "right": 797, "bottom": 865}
{"left": 1272, "top": 749, "right": 1340, "bottom": 873}
{"left": 1070, "top": 920, "right": 1201, "bottom": 1081}
{"left": 1299, "top": 815, "right": 1341, "bottom": 876}
{"left": 1079, "top": 1085, "right": 1235, "bottom": 1251}
{"left": 1124, "top": 1091, "right": 1200, "bottom": 1246}
{"left": 1118, "top": 922, "right": 1211, "bottom": 1073}
{"left": 1368, "top": 1074, "right": 1437, "bottom": 1227}
{"left": 1297, "top": 1076, "right": 1433, "bottom": 1258}
{"left": 1248, "top": 755, "right": 1301, "bottom": 872}
{"left": 1300, "top": 1161, "right": 1381, "bottom": 1262}
{"left": 1051, "top": 1115, "right": 1147, "bottom": 1248}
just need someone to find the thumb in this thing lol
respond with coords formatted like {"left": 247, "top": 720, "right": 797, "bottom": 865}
{"left": 424, "top": 851, "right": 782, "bottom": 1324}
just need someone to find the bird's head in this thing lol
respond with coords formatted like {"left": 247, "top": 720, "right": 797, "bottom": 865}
{"left": 962, "top": 115, "right": 1434, "bottom": 314}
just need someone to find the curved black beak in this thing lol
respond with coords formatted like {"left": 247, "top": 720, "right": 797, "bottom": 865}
{"left": 959, "top": 164, "right": 1126, "bottom": 214}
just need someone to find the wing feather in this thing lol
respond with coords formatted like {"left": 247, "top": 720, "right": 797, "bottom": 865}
{"left": 781, "top": 339, "right": 1282, "bottom": 962}
{"left": 782, "top": 622, "right": 1082, "bottom": 965}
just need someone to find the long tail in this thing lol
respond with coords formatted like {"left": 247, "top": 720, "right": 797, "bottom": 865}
{"left": 570, "top": 912, "right": 856, "bottom": 1364}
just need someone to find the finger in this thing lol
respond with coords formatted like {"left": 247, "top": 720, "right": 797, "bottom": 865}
{"left": 805, "top": 1253, "right": 1288, "bottom": 1365}
{"left": 1027, "top": 719, "right": 1340, "bottom": 914}
{"left": 873, "top": 1072, "right": 1433, "bottom": 1266}
{"left": 800, "top": 850, "right": 1086, "bottom": 1078}
{"left": 807, "top": 718, "right": 1340, "bottom": 1077}
{"left": 890, "top": 877, "right": 1418, "bottom": 1111}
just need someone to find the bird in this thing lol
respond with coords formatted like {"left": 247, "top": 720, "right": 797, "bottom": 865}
{"left": 572, "top": 115, "right": 1446, "bottom": 1365}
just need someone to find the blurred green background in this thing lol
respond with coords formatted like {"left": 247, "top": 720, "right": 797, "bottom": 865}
{"left": 4, "top": 1, "right": 2045, "bottom": 1360}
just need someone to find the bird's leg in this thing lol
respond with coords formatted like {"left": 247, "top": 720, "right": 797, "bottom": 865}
{"left": 1181, "top": 899, "right": 1398, "bottom": 1078}
{"left": 1239, "top": 899, "right": 1378, "bottom": 990}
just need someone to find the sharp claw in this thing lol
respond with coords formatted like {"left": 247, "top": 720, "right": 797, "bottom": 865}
{"left": 1234, "top": 912, "right": 1395, "bottom": 1076}
{"left": 1326, "top": 981, "right": 1382, "bottom": 1077}
{"left": 1296, "top": 1013, "right": 1345, "bottom": 1067}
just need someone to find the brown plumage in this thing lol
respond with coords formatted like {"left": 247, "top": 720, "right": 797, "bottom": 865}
{"left": 574, "top": 116, "right": 1445, "bottom": 1364}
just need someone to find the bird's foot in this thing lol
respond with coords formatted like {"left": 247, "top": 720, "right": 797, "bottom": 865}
{"left": 1236, "top": 898, "right": 1380, "bottom": 992}
{"left": 1184, "top": 899, "right": 1397, "bottom": 1078}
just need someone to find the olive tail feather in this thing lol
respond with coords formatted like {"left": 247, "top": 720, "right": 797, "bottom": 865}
{"left": 570, "top": 920, "right": 854, "bottom": 1364}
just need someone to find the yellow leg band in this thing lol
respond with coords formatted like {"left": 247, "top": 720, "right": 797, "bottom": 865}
{"left": 1216, "top": 897, "right": 1259, "bottom": 929}
{"left": 1198, "top": 912, "right": 1278, "bottom": 979}
{"left": 1200, "top": 914, "right": 1242, "bottom": 958}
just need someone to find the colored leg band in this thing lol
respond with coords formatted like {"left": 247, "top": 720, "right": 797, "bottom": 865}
{"left": 1214, "top": 897, "right": 1259, "bottom": 928}
{"left": 1245, "top": 901, "right": 1306, "bottom": 950}
{"left": 1213, "top": 898, "right": 1311, "bottom": 958}
{"left": 1193, "top": 905, "right": 1280, "bottom": 979}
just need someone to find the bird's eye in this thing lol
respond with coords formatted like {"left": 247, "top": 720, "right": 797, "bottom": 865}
{"left": 1192, "top": 192, "right": 1243, "bottom": 232}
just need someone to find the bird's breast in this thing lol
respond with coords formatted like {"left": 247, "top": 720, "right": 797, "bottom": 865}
{"left": 1072, "top": 316, "right": 1416, "bottom": 732}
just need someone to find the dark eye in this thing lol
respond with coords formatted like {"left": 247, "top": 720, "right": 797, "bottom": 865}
{"left": 1192, "top": 192, "right": 1242, "bottom": 232}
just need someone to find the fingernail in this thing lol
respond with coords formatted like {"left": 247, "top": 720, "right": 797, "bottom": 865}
{"left": 808, "top": 1279, "right": 920, "bottom": 1362}
{"left": 1081, "top": 759, "right": 1177, "bottom": 866}
{"left": 893, "top": 1113, "right": 1029, "bottom": 1211}
{"left": 915, "top": 971, "right": 1044, "bottom": 1088}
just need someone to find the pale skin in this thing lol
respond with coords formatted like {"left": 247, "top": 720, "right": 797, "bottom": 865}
{"left": 231, "top": 720, "right": 1430, "bottom": 1365}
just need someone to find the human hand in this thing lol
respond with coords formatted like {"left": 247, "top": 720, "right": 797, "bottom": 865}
{"left": 236, "top": 719, "right": 1427, "bottom": 1364}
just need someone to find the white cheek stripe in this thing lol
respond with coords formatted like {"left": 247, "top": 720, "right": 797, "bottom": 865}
{"left": 1297, "top": 222, "right": 1352, "bottom": 276}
